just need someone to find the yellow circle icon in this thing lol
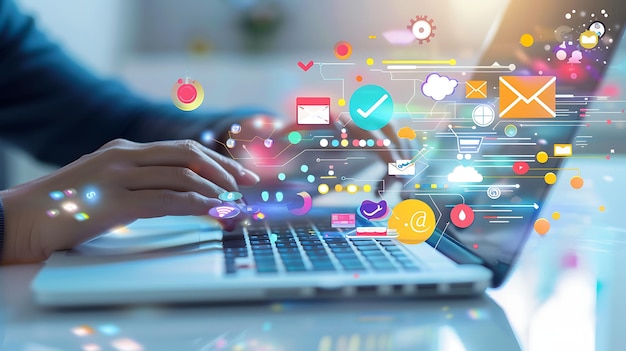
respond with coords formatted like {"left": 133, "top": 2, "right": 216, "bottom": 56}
{"left": 579, "top": 30, "right": 599, "bottom": 50}
{"left": 388, "top": 199, "right": 436, "bottom": 245}
{"left": 520, "top": 33, "right": 534, "bottom": 47}
{"left": 366, "top": 57, "right": 375, "bottom": 66}
{"left": 544, "top": 172, "right": 557, "bottom": 185}
{"left": 536, "top": 151, "right": 549, "bottom": 163}
{"left": 338, "top": 98, "right": 346, "bottom": 107}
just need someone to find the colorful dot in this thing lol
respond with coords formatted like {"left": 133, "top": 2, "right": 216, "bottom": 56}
{"left": 331, "top": 139, "right": 340, "bottom": 147}
{"left": 300, "top": 165, "right": 309, "bottom": 173}
{"left": 341, "top": 133, "right": 348, "bottom": 139}
{"left": 288, "top": 131, "right": 302, "bottom": 144}
{"left": 570, "top": 176, "right": 584, "bottom": 189}
{"left": 537, "top": 151, "right": 549, "bottom": 163}
{"left": 320, "top": 138, "right": 329, "bottom": 147}
{"left": 599, "top": 205, "right": 606, "bottom": 212}
{"left": 473, "top": 244, "right": 479, "bottom": 249}
{"left": 534, "top": 218, "right": 550, "bottom": 235}
{"left": 341, "top": 139, "right": 349, "bottom": 147}
{"left": 338, "top": 98, "right": 346, "bottom": 107}
{"left": 376, "top": 139, "right": 384, "bottom": 147}
{"left": 367, "top": 139, "right": 375, "bottom": 147}
{"left": 607, "top": 119, "right": 612, "bottom": 124}
{"left": 383, "top": 139, "right": 391, "bottom": 147}
{"left": 352, "top": 139, "right": 360, "bottom": 147}
{"left": 366, "top": 58, "right": 374, "bottom": 66}
{"left": 552, "top": 212, "right": 561, "bottom": 220}
{"left": 307, "top": 175, "right": 315, "bottom": 183}
{"left": 346, "top": 184, "right": 358, "bottom": 194}
{"left": 318, "top": 184, "right": 330, "bottom": 194}
{"left": 363, "top": 184, "right": 372, "bottom": 192}
{"left": 544, "top": 172, "right": 557, "bottom": 185}
{"left": 356, "top": 75, "right": 363, "bottom": 82}
{"left": 359, "top": 139, "right": 367, "bottom": 147}
{"left": 335, "top": 184, "right": 343, "bottom": 192}
{"left": 520, "top": 33, "right": 534, "bottom": 47}
{"left": 277, "top": 173, "right": 286, "bottom": 181}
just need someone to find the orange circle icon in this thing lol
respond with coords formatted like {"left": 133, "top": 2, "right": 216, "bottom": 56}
{"left": 534, "top": 218, "right": 550, "bottom": 235}
{"left": 334, "top": 41, "right": 353, "bottom": 60}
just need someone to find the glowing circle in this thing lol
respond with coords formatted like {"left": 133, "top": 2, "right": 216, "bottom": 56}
{"left": 171, "top": 77, "right": 204, "bottom": 111}
{"left": 277, "top": 173, "right": 286, "bottom": 181}
{"left": 352, "top": 139, "right": 360, "bottom": 147}
{"left": 230, "top": 124, "right": 241, "bottom": 134}
{"left": 556, "top": 50, "right": 567, "bottom": 61}
{"left": 363, "top": 184, "right": 372, "bottom": 192}
{"left": 318, "top": 184, "right": 330, "bottom": 195}
{"left": 334, "top": 41, "right": 353, "bottom": 60}
{"left": 383, "top": 139, "right": 391, "bottom": 147}
{"left": 300, "top": 165, "right": 309, "bottom": 173}
{"left": 534, "top": 218, "right": 550, "bottom": 235}
{"left": 341, "top": 139, "right": 349, "bottom": 147}
{"left": 544, "top": 172, "right": 557, "bottom": 185}
{"left": 356, "top": 75, "right": 363, "bottom": 82}
{"left": 367, "top": 139, "right": 375, "bottom": 147}
{"left": 335, "top": 184, "right": 343, "bottom": 192}
{"left": 537, "top": 151, "right": 549, "bottom": 163}
{"left": 552, "top": 212, "right": 561, "bottom": 220}
{"left": 520, "top": 33, "right": 534, "bottom": 47}
{"left": 366, "top": 58, "right": 374, "bottom": 66}
{"left": 570, "top": 176, "right": 584, "bottom": 189}
{"left": 359, "top": 139, "right": 366, "bottom": 147}
{"left": 346, "top": 184, "right": 358, "bottom": 194}
{"left": 307, "top": 175, "right": 315, "bottom": 183}
{"left": 599, "top": 205, "right": 606, "bottom": 212}
{"left": 226, "top": 139, "right": 236, "bottom": 148}
{"left": 338, "top": 98, "right": 346, "bottom": 107}
{"left": 332, "top": 139, "right": 340, "bottom": 147}
{"left": 504, "top": 124, "right": 518, "bottom": 137}
{"left": 320, "top": 139, "right": 329, "bottom": 147}
{"left": 288, "top": 131, "right": 302, "bottom": 144}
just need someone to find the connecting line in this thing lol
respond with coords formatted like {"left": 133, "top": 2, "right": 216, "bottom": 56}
{"left": 317, "top": 62, "right": 355, "bottom": 100}
{"left": 433, "top": 222, "right": 450, "bottom": 253}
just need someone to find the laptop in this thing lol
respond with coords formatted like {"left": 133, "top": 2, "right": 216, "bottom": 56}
{"left": 31, "top": 0, "right": 625, "bottom": 306}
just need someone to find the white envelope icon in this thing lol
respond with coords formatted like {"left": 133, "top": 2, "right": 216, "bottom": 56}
{"left": 581, "top": 34, "right": 597, "bottom": 44}
{"left": 388, "top": 160, "right": 415, "bottom": 176}
{"left": 554, "top": 144, "right": 572, "bottom": 157}
{"left": 297, "top": 97, "right": 330, "bottom": 125}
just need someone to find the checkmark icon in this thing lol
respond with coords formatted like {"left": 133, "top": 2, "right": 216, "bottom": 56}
{"left": 356, "top": 94, "right": 389, "bottom": 118}
{"left": 349, "top": 85, "right": 394, "bottom": 130}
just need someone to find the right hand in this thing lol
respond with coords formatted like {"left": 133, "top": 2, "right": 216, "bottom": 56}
{"left": 0, "top": 139, "right": 260, "bottom": 264}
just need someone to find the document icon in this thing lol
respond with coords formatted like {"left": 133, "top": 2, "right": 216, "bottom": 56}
{"left": 388, "top": 160, "right": 415, "bottom": 176}
{"left": 466, "top": 80, "right": 487, "bottom": 99}
{"left": 296, "top": 97, "right": 330, "bottom": 125}
{"left": 554, "top": 144, "right": 572, "bottom": 157}
{"left": 499, "top": 76, "right": 556, "bottom": 118}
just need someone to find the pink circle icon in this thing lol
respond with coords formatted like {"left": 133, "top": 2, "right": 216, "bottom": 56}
{"left": 450, "top": 204, "right": 475, "bottom": 229}
{"left": 171, "top": 77, "right": 204, "bottom": 111}
{"left": 176, "top": 80, "right": 198, "bottom": 104}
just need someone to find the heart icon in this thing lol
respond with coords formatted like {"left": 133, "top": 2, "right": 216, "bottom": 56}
{"left": 297, "top": 61, "right": 314, "bottom": 71}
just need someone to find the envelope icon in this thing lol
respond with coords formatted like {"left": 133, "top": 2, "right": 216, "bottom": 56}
{"left": 554, "top": 143, "right": 572, "bottom": 157}
{"left": 296, "top": 97, "right": 330, "bottom": 125}
{"left": 466, "top": 80, "right": 487, "bottom": 99}
{"left": 499, "top": 76, "right": 556, "bottom": 118}
{"left": 580, "top": 33, "right": 597, "bottom": 45}
{"left": 388, "top": 160, "right": 415, "bottom": 176}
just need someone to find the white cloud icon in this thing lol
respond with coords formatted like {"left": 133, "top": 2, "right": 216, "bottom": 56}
{"left": 421, "top": 73, "right": 458, "bottom": 101}
{"left": 447, "top": 166, "right": 483, "bottom": 183}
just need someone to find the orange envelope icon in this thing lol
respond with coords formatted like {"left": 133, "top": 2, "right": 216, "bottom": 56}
{"left": 499, "top": 76, "right": 556, "bottom": 118}
{"left": 466, "top": 80, "right": 487, "bottom": 99}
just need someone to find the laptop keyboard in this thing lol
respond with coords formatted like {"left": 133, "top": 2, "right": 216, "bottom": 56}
{"left": 223, "top": 220, "right": 421, "bottom": 275}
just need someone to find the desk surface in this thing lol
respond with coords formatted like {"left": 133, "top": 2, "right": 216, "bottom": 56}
{"left": 2, "top": 157, "right": 626, "bottom": 351}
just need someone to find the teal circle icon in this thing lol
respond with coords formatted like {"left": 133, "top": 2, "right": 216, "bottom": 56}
{"left": 349, "top": 85, "right": 394, "bottom": 131}
{"left": 504, "top": 124, "right": 518, "bottom": 137}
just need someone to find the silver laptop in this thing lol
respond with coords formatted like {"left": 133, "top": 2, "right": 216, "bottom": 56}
{"left": 31, "top": 0, "right": 624, "bottom": 306}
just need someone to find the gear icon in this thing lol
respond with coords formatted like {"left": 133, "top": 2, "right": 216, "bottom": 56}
{"left": 407, "top": 15, "right": 436, "bottom": 44}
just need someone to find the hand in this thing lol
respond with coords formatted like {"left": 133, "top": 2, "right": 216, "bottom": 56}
{"left": 0, "top": 139, "right": 260, "bottom": 264}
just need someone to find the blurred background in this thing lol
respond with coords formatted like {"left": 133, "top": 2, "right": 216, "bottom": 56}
{"left": 1, "top": 0, "right": 510, "bottom": 188}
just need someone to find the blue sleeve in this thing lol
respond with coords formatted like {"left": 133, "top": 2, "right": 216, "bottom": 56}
{"left": 0, "top": 197, "right": 4, "bottom": 262}
{"left": 0, "top": 0, "right": 269, "bottom": 166}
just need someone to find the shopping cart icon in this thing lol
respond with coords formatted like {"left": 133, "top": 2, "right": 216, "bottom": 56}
{"left": 457, "top": 137, "right": 483, "bottom": 153}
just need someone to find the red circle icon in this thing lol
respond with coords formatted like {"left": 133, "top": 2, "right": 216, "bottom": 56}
{"left": 513, "top": 162, "right": 530, "bottom": 175}
{"left": 171, "top": 77, "right": 204, "bottom": 111}
{"left": 334, "top": 41, "right": 353, "bottom": 60}
{"left": 450, "top": 204, "right": 475, "bottom": 229}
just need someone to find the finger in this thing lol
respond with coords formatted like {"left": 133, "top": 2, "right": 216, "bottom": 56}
{"left": 126, "top": 190, "right": 222, "bottom": 218}
{"left": 128, "top": 140, "right": 241, "bottom": 192}
{"left": 196, "top": 144, "right": 261, "bottom": 187}
{"left": 123, "top": 166, "right": 228, "bottom": 199}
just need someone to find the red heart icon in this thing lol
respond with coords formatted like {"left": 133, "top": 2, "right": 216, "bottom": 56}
{"left": 513, "top": 162, "right": 530, "bottom": 175}
{"left": 297, "top": 61, "right": 314, "bottom": 71}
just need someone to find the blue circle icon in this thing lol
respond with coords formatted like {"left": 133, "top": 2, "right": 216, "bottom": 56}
{"left": 349, "top": 85, "right": 394, "bottom": 131}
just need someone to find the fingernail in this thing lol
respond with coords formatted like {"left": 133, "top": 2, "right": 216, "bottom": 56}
{"left": 241, "top": 170, "right": 260, "bottom": 183}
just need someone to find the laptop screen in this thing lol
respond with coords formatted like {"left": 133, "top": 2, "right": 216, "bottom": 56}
{"left": 217, "top": 0, "right": 625, "bottom": 287}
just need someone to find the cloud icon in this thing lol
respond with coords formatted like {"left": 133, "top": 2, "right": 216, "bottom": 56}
{"left": 421, "top": 73, "right": 458, "bottom": 101}
{"left": 397, "top": 126, "right": 417, "bottom": 140}
{"left": 447, "top": 166, "right": 483, "bottom": 183}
